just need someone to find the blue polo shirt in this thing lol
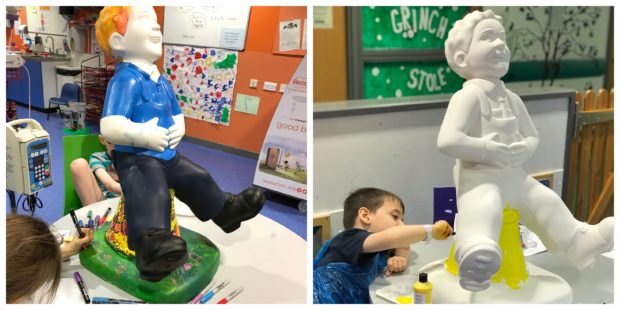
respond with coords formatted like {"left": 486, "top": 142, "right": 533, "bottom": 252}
{"left": 102, "top": 62, "right": 182, "bottom": 160}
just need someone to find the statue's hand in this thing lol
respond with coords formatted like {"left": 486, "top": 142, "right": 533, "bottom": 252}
{"left": 481, "top": 133, "right": 510, "bottom": 168}
{"left": 140, "top": 117, "right": 170, "bottom": 152}
{"left": 168, "top": 123, "right": 184, "bottom": 150}
{"left": 509, "top": 140, "right": 534, "bottom": 167}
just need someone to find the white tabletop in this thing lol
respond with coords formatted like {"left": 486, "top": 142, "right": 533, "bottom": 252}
{"left": 49, "top": 197, "right": 307, "bottom": 304}
{"left": 369, "top": 236, "right": 614, "bottom": 304}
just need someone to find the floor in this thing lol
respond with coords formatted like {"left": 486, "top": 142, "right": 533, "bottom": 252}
{"left": 6, "top": 106, "right": 307, "bottom": 240}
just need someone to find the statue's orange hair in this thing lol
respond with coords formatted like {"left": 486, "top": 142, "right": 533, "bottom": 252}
{"left": 95, "top": 6, "right": 131, "bottom": 58}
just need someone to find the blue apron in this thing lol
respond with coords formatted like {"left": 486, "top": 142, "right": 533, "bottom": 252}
{"left": 313, "top": 240, "right": 387, "bottom": 304}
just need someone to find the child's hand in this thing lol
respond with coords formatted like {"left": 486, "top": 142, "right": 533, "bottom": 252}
{"left": 385, "top": 256, "right": 408, "bottom": 277}
{"left": 60, "top": 228, "right": 94, "bottom": 258}
{"left": 431, "top": 220, "right": 453, "bottom": 240}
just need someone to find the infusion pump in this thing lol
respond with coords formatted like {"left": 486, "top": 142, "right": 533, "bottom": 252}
{"left": 6, "top": 119, "right": 53, "bottom": 195}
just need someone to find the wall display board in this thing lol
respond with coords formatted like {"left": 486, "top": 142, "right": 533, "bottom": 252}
{"left": 163, "top": 6, "right": 251, "bottom": 50}
{"left": 164, "top": 45, "right": 239, "bottom": 125}
{"left": 362, "top": 6, "right": 468, "bottom": 50}
{"left": 254, "top": 57, "right": 307, "bottom": 200}
{"left": 363, "top": 61, "right": 463, "bottom": 99}
{"left": 348, "top": 6, "right": 468, "bottom": 100}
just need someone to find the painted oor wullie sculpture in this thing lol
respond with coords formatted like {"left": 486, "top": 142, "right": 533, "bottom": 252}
{"left": 438, "top": 9, "right": 613, "bottom": 292}
{"left": 96, "top": 6, "right": 265, "bottom": 282}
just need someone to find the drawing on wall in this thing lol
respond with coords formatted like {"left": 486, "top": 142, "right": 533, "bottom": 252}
{"left": 163, "top": 44, "right": 238, "bottom": 126}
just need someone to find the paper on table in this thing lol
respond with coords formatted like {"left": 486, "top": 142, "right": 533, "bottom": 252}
{"left": 375, "top": 284, "right": 411, "bottom": 304}
{"left": 234, "top": 93, "right": 260, "bottom": 115}
{"left": 520, "top": 224, "right": 547, "bottom": 256}
{"left": 279, "top": 19, "right": 301, "bottom": 52}
{"left": 58, "top": 229, "right": 75, "bottom": 243}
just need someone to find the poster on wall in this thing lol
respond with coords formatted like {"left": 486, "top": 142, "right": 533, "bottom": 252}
{"left": 163, "top": 6, "right": 251, "bottom": 50}
{"left": 253, "top": 57, "right": 307, "bottom": 200}
{"left": 279, "top": 19, "right": 301, "bottom": 52}
{"left": 163, "top": 44, "right": 238, "bottom": 125}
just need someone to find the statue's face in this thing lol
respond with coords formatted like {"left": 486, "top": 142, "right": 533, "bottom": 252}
{"left": 466, "top": 18, "right": 510, "bottom": 79}
{"left": 120, "top": 6, "right": 162, "bottom": 62}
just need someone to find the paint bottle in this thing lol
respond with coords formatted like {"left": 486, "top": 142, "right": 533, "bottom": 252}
{"left": 413, "top": 272, "right": 432, "bottom": 304}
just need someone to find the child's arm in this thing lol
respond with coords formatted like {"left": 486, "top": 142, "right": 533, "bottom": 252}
{"left": 363, "top": 220, "right": 453, "bottom": 253}
{"left": 385, "top": 247, "right": 410, "bottom": 276}
{"left": 437, "top": 89, "right": 510, "bottom": 168}
{"left": 94, "top": 168, "right": 122, "bottom": 195}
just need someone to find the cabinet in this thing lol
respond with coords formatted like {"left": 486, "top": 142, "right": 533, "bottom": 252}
{"left": 6, "top": 59, "right": 69, "bottom": 110}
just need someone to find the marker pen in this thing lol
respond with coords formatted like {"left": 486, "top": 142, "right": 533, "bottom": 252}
{"left": 94, "top": 215, "right": 100, "bottom": 230}
{"left": 92, "top": 297, "right": 146, "bottom": 304}
{"left": 88, "top": 219, "right": 94, "bottom": 230}
{"left": 73, "top": 272, "right": 90, "bottom": 304}
{"left": 78, "top": 220, "right": 84, "bottom": 229}
{"left": 199, "top": 279, "right": 230, "bottom": 304}
{"left": 216, "top": 287, "right": 244, "bottom": 304}
{"left": 190, "top": 279, "right": 217, "bottom": 304}
{"left": 69, "top": 210, "right": 85, "bottom": 238}
{"left": 87, "top": 210, "right": 93, "bottom": 222}
{"left": 100, "top": 207, "right": 112, "bottom": 225}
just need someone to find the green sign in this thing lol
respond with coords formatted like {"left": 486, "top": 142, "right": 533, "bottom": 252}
{"left": 362, "top": 6, "right": 468, "bottom": 50}
{"left": 363, "top": 61, "right": 464, "bottom": 99}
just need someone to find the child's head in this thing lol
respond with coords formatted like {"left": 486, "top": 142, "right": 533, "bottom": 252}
{"left": 444, "top": 10, "right": 509, "bottom": 80}
{"left": 98, "top": 134, "right": 114, "bottom": 153}
{"left": 95, "top": 6, "right": 162, "bottom": 63}
{"left": 343, "top": 188, "right": 405, "bottom": 233}
{"left": 6, "top": 214, "right": 62, "bottom": 304}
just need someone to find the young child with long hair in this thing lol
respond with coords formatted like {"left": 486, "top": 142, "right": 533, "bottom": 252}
{"left": 6, "top": 214, "right": 93, "bottom": 303}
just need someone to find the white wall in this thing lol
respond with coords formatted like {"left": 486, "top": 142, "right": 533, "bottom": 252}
{"left": 314, "top": 90, "right": 571, "bottom": 237}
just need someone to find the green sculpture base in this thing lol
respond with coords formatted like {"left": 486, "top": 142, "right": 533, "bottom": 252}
{"left": 79, "top": 223, "right": 220, "bottom": 303}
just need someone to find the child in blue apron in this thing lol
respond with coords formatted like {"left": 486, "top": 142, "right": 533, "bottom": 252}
{"left": 313, "top": 188, "right": 452, "bottom": 303}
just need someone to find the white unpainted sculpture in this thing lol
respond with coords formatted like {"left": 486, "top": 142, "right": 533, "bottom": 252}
{"left": 437, "top": 9, "right": 614, "bottom": 293}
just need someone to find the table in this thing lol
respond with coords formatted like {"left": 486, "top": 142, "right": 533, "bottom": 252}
{"left": 48, "top": 197, "right": 307, "bottom": 304}
{"left": 369, "top": 236, "right": 614, "bottom": 304}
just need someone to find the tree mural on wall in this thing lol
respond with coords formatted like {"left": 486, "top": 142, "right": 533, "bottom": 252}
{"left": 505, "top": 7, "right": 602, "bottom": 87}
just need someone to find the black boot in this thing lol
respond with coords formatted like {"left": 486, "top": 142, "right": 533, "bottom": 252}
{"left": 134, "top": 229, "right": 188, "bottom": 282}
{"left": 212, "top": 187, "right": 265, "bottom": 233}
